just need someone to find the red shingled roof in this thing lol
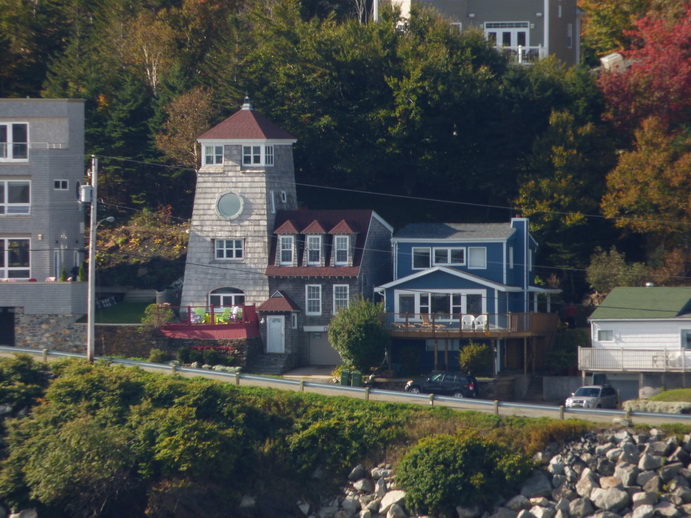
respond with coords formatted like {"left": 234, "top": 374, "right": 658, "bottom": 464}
{"left": 275, "top": 220, "right": 300, "bottom": 234}
{"left": 198, "top": 104, "right": 296, "bottom": 141}
{"left": 301, "top": 220, "right": 328, "bottom": 234}
{"left": 257, "top": 291, "right": 301, "bottom": 312}
{"left": 329, "top": 219, "right": 356, "bottom": 234}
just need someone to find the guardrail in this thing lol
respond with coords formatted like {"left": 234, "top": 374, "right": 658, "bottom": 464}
{"left": 0, "top": 346, "right": 687, "bottom": 424}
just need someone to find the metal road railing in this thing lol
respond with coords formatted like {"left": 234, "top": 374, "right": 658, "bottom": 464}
{"left": 0, "top": 346, "right": 688, "bottom": 424}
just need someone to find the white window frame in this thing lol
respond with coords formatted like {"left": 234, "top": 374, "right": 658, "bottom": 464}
{"left": 209, "top": 288, "right": 245, "bottom": 308}
{"left": 214, "top": 239, "right": 244, "bottom": 260}
{"left": 468, "top": 247, "right": 487, "bottom": 269}
{"left": 242, "top": 144, "right": 275, "bottom": 167}
{"left": 279, "top": 236, "right": 293, "bottom": 265}
{"left": 433, "top": 247, "right": 465, "bottom": 266}
{"left": 306, "top": 235, "right": 321, "bottom": 266}
{"left": 0, "top": 237, "right": 30, "bottom": 279}
{"left": 333, "top": 284, "right": 349, "bottom": 313}
{"left": 54, "top": 179, "right": 69, "bottom": 190}
{"left": 0, "top": 180, "right": 31, "bottom": 215}
{"left": 450, "top": 22, "right": 462, "bottom": 33}
{"left": 597, "top": 329, "right": 614, "bottom": 342}
{"left": 393, "top": 289, "right": 485, "bottom": 321}
{"left": 306, "top": 284, "right": 322, "bottom": 315}
{"left": 280, "top": 191, "right": 287, "bottom": 203}
{"left": 203, "top": 144, "right": 223, "bottom": 165}
{"left": 270, "top": 191, "right": 276, "bottom": 214}
{"left": 291, "top": 313, "right": 298, "bottom": 329}
{"left": 681, "top": 330, "right": 691, "bottom": 350}
{"left": 0, "top": 122, "right": 29, "bottom": 161}
{"left": 484, "top": 22, "right": 529, "bottom": 48}
{"left": 334, "top": 235, "right": 349, "bottom": 266}
{"left": 412, "top": 247, "right": 431, "bottom": 269}
{"left": 509, "top": 247, "right": 514, "bottom": 269}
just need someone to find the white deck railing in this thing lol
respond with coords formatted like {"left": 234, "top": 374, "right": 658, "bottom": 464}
{"left": 579, "top": 347, "right": 691, "bottom": 372}
{"left": 494, "top": 45, "right": 546, "bottom": 64}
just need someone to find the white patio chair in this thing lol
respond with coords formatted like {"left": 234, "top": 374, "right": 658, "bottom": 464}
{"left": 475, "top": 314, "right": 488, "bottom": 332}
{"left": 461, "top": 314, "right": 475, "bottom": 331}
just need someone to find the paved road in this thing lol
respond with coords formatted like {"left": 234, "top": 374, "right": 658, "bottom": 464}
{"left": 1, "top": 347, "right": 689, "bottom": 427}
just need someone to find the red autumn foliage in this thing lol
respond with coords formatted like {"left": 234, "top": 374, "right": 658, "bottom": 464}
{"left": 598, "top": 6, "right": 691, "bottom": 134}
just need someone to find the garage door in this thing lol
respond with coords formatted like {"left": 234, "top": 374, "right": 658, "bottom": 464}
{"left": 309, "top": 332, "right": 342, "bottom": 365}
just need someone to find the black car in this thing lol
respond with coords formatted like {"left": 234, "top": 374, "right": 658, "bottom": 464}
{"left": 404, "top": 372, "right": 478, "bottom": 398}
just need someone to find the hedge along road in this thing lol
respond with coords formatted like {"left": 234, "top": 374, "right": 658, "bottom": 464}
{"left": 1, "top": 347, "right": 689, "bottom": 428}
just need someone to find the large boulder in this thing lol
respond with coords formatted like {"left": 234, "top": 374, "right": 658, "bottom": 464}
{"left": 590, "top": 487, "right": 630, "bottom": 513}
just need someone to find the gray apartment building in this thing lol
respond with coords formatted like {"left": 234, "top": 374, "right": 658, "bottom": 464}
{"left": 0, "top": 99, "right": 87, "bottom": 349}
{"left": 379, "top": 0, "right": 581, "bottom": 65}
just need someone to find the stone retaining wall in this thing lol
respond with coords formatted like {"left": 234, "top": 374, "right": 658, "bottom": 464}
{"left": 14, "top": 308, "right": 86, "bottom": 353}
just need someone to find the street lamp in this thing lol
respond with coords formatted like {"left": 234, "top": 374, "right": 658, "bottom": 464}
{"left": 86, "top": 154, "right": 114, "bottom": 362}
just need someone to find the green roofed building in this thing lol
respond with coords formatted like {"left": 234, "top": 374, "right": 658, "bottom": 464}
{"left": 581, "top": 286, "right": 691, "bottom": 399}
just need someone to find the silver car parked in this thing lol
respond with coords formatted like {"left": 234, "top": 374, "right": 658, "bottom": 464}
{"left": 565, "top": 384, "right": 619, "bottom": 409}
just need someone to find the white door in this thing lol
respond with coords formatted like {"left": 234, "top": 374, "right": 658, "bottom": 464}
{"left": 267, "top": 316, "right": 285, "bottom": 353}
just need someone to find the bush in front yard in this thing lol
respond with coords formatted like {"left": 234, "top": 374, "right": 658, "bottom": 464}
{"left": 459, "top": 341, "right": 493, "bottom": 376}
{"left": 396, "top": 434, "right": 532, "bottom": 517}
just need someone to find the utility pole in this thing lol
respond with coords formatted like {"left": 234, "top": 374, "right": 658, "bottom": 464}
{"left": 86, "top": 155, "right": 98, "bottom": 362}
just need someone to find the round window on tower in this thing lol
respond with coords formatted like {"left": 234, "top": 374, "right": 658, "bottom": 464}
{"left": 216, "top": 192, "right": 244, "bottom": 220}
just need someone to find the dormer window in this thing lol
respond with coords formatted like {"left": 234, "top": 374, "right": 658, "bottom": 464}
{"left": 334, "top": 235, "right": 349, "bottom": 265}
{"left": 306, "top": 235, "right": 321, "bottom": 265}
{"left": 242, "top": 145, "right": 274, "bottom": 167}
{"left": 279, "top": 235, "right": 293, "bottom": 265}
{"left": 203, "top": 145, "right": 223, "bottom": 165}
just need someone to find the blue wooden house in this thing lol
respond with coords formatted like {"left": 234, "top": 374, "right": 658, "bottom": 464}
{"left": 375, "top": 218, "right": 561, "bottom": 375}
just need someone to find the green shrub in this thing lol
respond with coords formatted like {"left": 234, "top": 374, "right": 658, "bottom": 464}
{"left": 202, "top": 348, "right": 220, "bottom": 366}
{"left": 148, "top": 349, "right": 170, "bottom": 364}
{"left": 176, "top": 347, "right": 191, "bottom": 364}
{"left": 459, "top": 341, "right": 493, "bottom": 376}
{"left": 396, "top": 434, "right": 532, "bottom": 517}
{"left": 189, "top": 349, "right": 203, "bottom": 364}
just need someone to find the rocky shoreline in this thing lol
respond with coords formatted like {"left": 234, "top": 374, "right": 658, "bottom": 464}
{"left": 3, "top": 427, "right": 690, "bottom": 518}
{"left": 303, "top": 427, "right": 691, "bottom": 518}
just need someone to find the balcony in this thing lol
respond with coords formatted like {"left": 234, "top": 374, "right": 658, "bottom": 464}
{"left": 159, "top": 304, "right": 260, "bottom": 340}
{"left": 385, "top": 312, "right": 559, "bottom": 339}
{"left": 579, "top": 347, "right": 691, "bottom": 373}
{"left": 494, "top": 45, "right": 546, "bottom": 64}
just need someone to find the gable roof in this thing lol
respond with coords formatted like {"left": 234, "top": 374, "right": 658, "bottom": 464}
{"left": 393, "top": 222, "right": 516, "bottom": 241}
{"left": 590, "top": 287, "right": 691, "bottom": 320}
{"left": 198, "top": 101, "right": 296, "bottom": 141}
{"left": 302, "top": 220, "right": 328, "bottom": 234}
{"left": 257, "top": 291, "right": 301, "bottom": 312}
{"left": 376, "top": 266, "right": 523, "bottom": 292}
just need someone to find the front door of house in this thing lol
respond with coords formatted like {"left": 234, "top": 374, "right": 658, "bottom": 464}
{"left": 266, "top": 315, "right": 285, "bottom": 353}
